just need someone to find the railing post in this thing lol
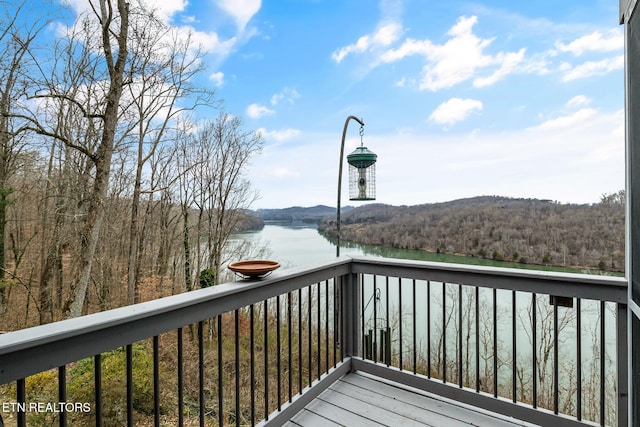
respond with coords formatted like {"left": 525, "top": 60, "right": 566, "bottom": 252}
{"left": 340, "top": 272, "right": 361, "bottom": 358}
{"left": 617, "top": 302, "right": 628, "bottom": 427}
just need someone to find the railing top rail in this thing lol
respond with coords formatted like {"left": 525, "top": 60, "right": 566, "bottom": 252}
{"left": 0, "top": 257, "right": 351, "bottom": 384}
{"left": 0, "top": 255, "right": 627, "bottom": 385}
{"left": 349, "top": 256, "right": 628, "bottom": 303}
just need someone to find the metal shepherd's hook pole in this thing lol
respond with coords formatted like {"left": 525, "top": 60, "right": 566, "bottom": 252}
{"left": 337, "top": 115, "right": 364, "bottom": 257}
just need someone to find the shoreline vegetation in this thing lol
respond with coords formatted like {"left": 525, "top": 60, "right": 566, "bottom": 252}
{"left": 253, "top": 193, "right": 625, "bottom": 274}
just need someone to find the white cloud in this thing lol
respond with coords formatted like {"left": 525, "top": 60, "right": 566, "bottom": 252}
{"left": 250, "top": 107, "right": 624, "bottom": 208}
{"left": 216, "top": 0, "right": 261, "bottom": 32}
{"left": 58, "top": 0, "right": 243, "bottom": 66}
{"left": 209, "top": 71, "right": 224, "bottom": 87}
{"left": 257, "top": 127, "right": 301, "bottom": 142}
{"left": 270, "top": 87, "right": 301, "bottom": 106}
{"left": 269, "top": 167, "right": 300, "bottom": 178}
{"left": 562, "top": 55, "right": 624, "bottom": 81}
{"left": 556, "top": 29, "right": 623, "bottom": 56}
{"left": 429, "top": 98, "right": 483, "bottom": 126}
{"left": 528, "top": 108, "right": 597, "bottom": 131}
{"left": 473, "top": 48, "right": 526, "bottom": 87}
{"left": 247, "top": 103, "right": 275, "bottom": 119}
{"left": 332, "top": 22, "right": 403, "bottom": 63}
{"left": 380, "top": 16, "right": 525, "bottom": 91}
{"left": 566, "top": 95, "right": 591, "bottom": 108}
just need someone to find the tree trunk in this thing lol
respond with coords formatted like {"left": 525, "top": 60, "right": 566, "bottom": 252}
{"left": 64, "top": 0, "right": 129, "bottom": 318}
{"left": 127, "top": 155, "right": 143, "bottom": 304}
{"left": 182, "top": 203, "right": 192, "bottom": 292}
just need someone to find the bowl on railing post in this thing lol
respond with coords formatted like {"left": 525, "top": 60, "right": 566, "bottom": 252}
{"left": 228, "top": 260, "right": 280, "bottom": 280}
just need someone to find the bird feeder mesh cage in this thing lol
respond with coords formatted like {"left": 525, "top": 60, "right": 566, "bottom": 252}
{"left": 347, "top": 146, "right": 377, "bottom": 201}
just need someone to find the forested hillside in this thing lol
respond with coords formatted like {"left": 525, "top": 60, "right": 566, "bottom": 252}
{"left": 0, "top": 1, "right": 266, "bottom": 330}
{"left": 318, "top": 194, "right": 625, "bottom": 272}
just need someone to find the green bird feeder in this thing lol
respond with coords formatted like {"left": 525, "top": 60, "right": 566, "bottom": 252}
{"left": 347, "top": 145, "right": 377, "bottom": 201}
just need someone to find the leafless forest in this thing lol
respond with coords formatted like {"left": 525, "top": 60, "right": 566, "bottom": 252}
{"left": 0, "top": 0, "right": 265, "bottom": 330}
{"left": 319, "top": 193, "right": 625, "bottom": 273}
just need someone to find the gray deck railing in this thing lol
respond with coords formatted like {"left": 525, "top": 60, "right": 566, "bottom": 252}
{"left": 0, "top": 256, "right": 628, "bottom": 427}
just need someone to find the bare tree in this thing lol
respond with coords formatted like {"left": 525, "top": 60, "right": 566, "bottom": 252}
{"left": 0, "top": 1, "right": 49, "bottom": 315}
{"left": 123, "top": 6, "right": 217, "bottom": 304}
{"left": 195, "top": 114, "right": 263, "bottom": 284}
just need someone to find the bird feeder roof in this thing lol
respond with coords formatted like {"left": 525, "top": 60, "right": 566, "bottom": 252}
{"left": 347, "top": 146, "right": 377, "bottom": 168}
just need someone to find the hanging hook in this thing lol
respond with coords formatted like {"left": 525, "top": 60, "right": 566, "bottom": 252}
{"left": 359, "top": 123, "right": 365, "bottom": 147}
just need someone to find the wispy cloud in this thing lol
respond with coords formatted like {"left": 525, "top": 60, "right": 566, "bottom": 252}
{"left": 555, "top": 29, "right": 623, "bottom": 56}
{"left": 216, "top": 0, "right": 261, "bottom": 32}
{"left": 209, "top": 71, "right": 224, "bottom": 87}
{"left": 561, "top": 55, "right": 624, "bottom": 82}
{"left": 429, "top": 98, "right": 483, "bottom": 126}
{"left": 269, "top": 167, "right": 300, "bottom": 178}
{"left": 331, "top": 22, "right": 404, "bottom": 63}
{"left": 566, "top": 95, "right": 592, "bottom": 108}
{"left": 258, "top": 127, "right": 301, "bottom": 142}
{"left": 379, "top": 16, "right": 525, "bottom": 90}
{"left": 247, "top": 103, "right": 275, "bottom": 119}
{"left": 332, "top": 8, "right": 625, "bottom": 94}
{"left": 270, "top": 87, "right": 301, "bottom": 106}
{"left": 528, "top": 108, "right": 597, "bottom": 131}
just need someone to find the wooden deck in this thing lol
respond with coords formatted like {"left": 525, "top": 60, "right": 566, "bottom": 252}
{"left": 284, "top": 371, "right": 540, "bottom": 427}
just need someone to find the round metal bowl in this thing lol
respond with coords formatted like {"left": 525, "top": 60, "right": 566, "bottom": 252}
{"left": 228, "top": 260, "right": 280, "bottom": 279}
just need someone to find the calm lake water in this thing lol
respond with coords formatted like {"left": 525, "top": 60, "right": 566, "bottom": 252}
{"left": 234, "top": 222, "right": 598, "bottom": 274}
{"left": 231, "top": 221, "right": 617, "bottom": 419}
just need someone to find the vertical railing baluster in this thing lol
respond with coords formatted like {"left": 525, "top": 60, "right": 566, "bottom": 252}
{"left": 338, "top": 276, "right": 343, "bottom": 363}
{"left": 600, "top": 300, "right": 606, "bottom": 427}
{"left": 308, "top": 286, "right": 312, "bottom": 386}
{"left": 298, "top": 288, "right": 302, "bottom": 394}
{"left": 95, "top": 354, "right": 103, "bottom": 427}
{"left": 198, "top": 322, "right": 204, "bottom": 427}
{"left": 427, "top": 280, "right": 431, "bottom": 379}
{"left": 532, "top": 293, "right": 537, "bottom": 409}
{"left": 493, "top": 288, "right": 497, "bottom": 398}
{"left": 331, "top": 277, "right": 338, "bottom": 368}
{"left": 413, "top": 279, "right": 417, "bottom": 374}
{"left": 361, "top": 276, "right": 366, "bottom": 359}
{"left": 235, "top": 309, "right": 240, "bottom": 425}
{"left": 126, "top": 344, "right": 133, "bottom": 427}
{"left": 264, "top": 300, "right": 269, "bottom": 420}
{"left": 325, "top": 280, "right": 329, "bottom": 374}
{"left": 475, "top": 286, "right": 479, "bottom": 393}
{"left": 576, "top": 299, "right": 582, "bottom": 421}
{"left": 276, "top": 295, "right": 281, "bottom": 411}
{"left": 58, "top": 365, "right": 67, "bottom": 427}
{"left": 288, "top": 292, "right": 293, "bottom": 403}
{"left": 616, "top": 302, "right": 629, "bottom": 427}
{"left": 250, "top": 305, "right": 255, "bottom": 426}
{"left": 458, "top": 283, "right": 463, "bottom": 388}
{"left": 218, "top": 315, "right": 223, "bottom": 427}
{"left": 153, "top": 336, "right": 160, "bottom": 427}
{"left": 553, "top": 302, "right": 559, "bottom": 415}
{"left": 512, "top": 291, "right": 517, "bottom": 403}
{"left": 399, "top": 277, "right": 403, "bottom": 371}
{"left": 317, "top": 282, "right": 321, "bottom": 380}
{"left": 373, "top": 275, "right": 377, "bottom": 363}
{"left": 443, "top": 281, "right": 447, "bottom": 383}
{"left": 386, "top": 276, "right": 390, "bottom": 367}
{"left": 177, "top": 328, "right": 184, "bottom": 427}
{"left": 17, "top": 378, "right": 25, "bottom": 427}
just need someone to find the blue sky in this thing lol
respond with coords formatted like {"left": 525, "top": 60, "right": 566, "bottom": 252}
{"left": 58, "top": 1, "right": 625, "bottom": 208}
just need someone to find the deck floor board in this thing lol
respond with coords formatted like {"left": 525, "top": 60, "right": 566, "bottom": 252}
{"left": 286, "top": 371, "right": 540, "bottom": 427}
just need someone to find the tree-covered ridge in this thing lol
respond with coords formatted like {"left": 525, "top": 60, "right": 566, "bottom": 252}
{"left": 318, "top": 194, "right": 625, "bottom": 272}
